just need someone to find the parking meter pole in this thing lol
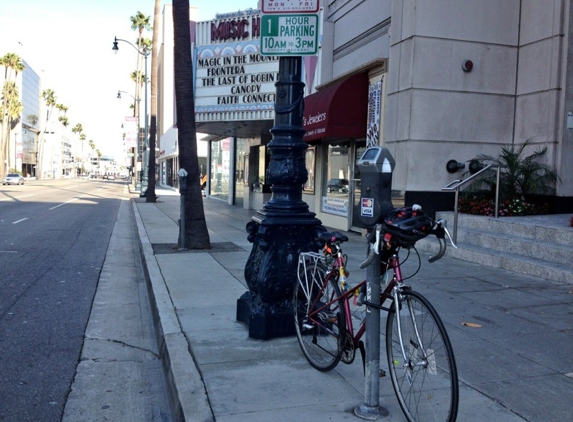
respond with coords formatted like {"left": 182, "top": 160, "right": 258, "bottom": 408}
{"left": 354, "top": 146, "right": 396, "bottom": 420}
{"left": 179, "top": 194, "right": 186, "bottom": 250}
{"left": 177, "top": 168, "right": 188, "bottom": 251}
{"left": 355, "top": 248, "right": 388, "bottom": 420}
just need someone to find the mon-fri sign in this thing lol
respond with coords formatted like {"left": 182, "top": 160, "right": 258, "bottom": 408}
{"left": 261, "top": 14, "right": 319, "bottom": 55}
{"left": 260, "top": 0, "right": 319, "bottom": 13}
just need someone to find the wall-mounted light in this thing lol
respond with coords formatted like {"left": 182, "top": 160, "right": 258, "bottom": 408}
{"left": 446, "top": 160, "right": 465, "bottom": 173}
{"left": 469, "top": 159, "right": 484, "bottom": 174}
{"left": 462, "top": 60, "right": 474, "bottom": 72}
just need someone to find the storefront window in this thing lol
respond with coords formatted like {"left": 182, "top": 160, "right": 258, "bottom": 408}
{"left": 210, "top": 138, "right": 231, "bottom": 200}
{"left": 251, "top": 145, "right": 268, "bottom": 192}
{"left": 322, "top": 142, "right": 350, "bottom": 216}
{"left": 303, "top": 147, "right": 315, "bottom": 193}
{"left": 235, "top": 139, "right": 248, "bottom": 207}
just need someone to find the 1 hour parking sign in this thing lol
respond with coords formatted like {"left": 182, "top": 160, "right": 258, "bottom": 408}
{"left": 260, "top": 14, "right": 319, "bottom": 56}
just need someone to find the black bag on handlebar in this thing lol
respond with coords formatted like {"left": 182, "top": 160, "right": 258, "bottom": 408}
{"left": 383, "top": 207, "right": 433, "bottom": 248}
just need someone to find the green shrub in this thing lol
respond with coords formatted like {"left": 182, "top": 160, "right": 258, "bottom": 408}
{"left": 461, "top": 139, "right": 559, "bottom": 216}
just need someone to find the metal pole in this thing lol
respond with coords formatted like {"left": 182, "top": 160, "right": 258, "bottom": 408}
{"left": 453, "top": 188, "right": 460, "bottom": 244}
{"left": 141, "top": 53, "right": 149, "bottom": 196}
{"left": 355, "top": 239, "right": 389, "bottom": 420}
{"left": 179, "top": 193, "right": 186, "bottom": 250}
{"left": 495, "top": 166, "right": 501, "bottom": 219}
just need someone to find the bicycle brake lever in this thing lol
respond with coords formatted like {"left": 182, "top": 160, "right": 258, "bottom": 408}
{"left": 436, "top": 219, "right": 457, "bottom": 249}
{"left": 443, "top": 226, "right": 458, "bottom": 249}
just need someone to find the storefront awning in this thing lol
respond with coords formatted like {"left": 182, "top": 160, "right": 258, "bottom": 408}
{"left": 303, "top": 72, "right": 369, "bottom": 142}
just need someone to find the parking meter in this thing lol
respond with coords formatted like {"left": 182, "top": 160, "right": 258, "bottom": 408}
{"left": 357, "top": 147, "right": 395, "bottom": 229}
{"left": 178, "top": 168, "right": 188, "bottom": 193}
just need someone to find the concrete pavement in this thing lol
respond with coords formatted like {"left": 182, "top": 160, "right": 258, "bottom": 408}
{"left": 133, "top": 185, "right": 573, "bottom": 422}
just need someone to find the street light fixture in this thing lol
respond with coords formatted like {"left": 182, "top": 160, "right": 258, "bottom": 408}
{"left": 112, "top": 36, "right": 149, "bottom": 196}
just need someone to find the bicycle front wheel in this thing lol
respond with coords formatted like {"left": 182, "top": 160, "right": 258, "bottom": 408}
{"left": 386, "top": 289, "right": 459, "bottom": 422}
{"left": 293, "top": 261, "right": 345, "bottom": 372}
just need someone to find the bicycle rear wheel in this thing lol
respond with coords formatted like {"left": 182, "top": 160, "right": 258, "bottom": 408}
{"left": 386, "top": 288, "right": 459, "bottom": 422}
{"left": 293, "top": 260, "right": 345, "bottom": 372}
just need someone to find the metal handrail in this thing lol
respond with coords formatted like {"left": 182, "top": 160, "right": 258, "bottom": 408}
{"left": 442, "top": 164, "right": 502, "bottom": 243}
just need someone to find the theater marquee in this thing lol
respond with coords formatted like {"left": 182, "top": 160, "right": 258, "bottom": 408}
{"left": 195, "top": 46, "right": 279, "bottom": 112}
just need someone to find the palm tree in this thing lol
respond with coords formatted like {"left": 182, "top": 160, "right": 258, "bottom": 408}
{"left": 0, "top": 81, "right": 23, "bottom": 174}
{"left": 173, "top": 0, "right": 210, "bottom": 249}
{"left": 130, "top": 12, "right": 151, "bottom": 120}
{"left": 79, "top": 133, "right": 87, "bottom": 174}
{"left": 72, "top": 123, "right": 84, "bottom": 175}
{"left": 145, "top": 0, "right": 161, "bottom": 203}
{"left": 38, "top": 88, "right": 57, "bottom": 179}
{"left": 472, "top": 139, "right": 559, "bottom": 200}
{"left": 1, "top": 53, "right": 25, "bottom": 176}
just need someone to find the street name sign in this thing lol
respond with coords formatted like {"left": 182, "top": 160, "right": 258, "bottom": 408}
{"left": 260, "top": 0, "right": 320, "bottom": 13}
{"left": 260, "top": 14, "right": 319, "bottom": 56}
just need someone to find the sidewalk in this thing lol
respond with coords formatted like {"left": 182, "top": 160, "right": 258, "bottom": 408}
{"left": 133, "top": 185, "right": 573, "bottom": 422}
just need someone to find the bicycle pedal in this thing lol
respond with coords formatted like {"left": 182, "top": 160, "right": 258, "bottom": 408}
{"left": 302, "top": 323, "right": 314, "bottom": 330}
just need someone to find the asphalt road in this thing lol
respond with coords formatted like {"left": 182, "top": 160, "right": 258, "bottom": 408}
{"left": 0, "top": 179, "right": 171, "bottom": 422}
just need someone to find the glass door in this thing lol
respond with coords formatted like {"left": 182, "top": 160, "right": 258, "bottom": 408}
{"left": 350, "top": 141, "right": 367, "bottom": 231}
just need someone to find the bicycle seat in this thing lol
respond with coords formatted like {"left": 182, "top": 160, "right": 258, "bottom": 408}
{"left": 318, "top": 231, "right": 349, "bottom": 244}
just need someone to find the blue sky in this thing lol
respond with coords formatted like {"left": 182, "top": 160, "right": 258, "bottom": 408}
{"left": 0, "top": 0, "right": 258, "bottom": 157}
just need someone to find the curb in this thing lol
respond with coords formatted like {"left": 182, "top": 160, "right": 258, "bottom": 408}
{"left": 132, "top": 200, "right": 214, "bottom": 422}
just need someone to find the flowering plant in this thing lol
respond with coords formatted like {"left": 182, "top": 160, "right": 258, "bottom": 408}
{"left": 459, "top": 195, "right": 550, "bottom": 217}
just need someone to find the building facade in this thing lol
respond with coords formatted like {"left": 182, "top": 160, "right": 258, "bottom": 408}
{"left": 156, "top": 0, "right": 573, "bottom": 233}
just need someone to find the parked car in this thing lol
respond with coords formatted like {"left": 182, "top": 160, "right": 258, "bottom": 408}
{"left": 2, "top": 173, "right": 25, "bottom": 185}
{"left": 326, "top": 178, "right": 349, "bottom": 193}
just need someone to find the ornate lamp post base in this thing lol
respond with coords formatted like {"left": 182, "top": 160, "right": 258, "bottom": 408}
{"left": 237, "top": 212, "right": 323, "bottom": 339}
{"left": 237, "top": 57, "right": 324, "bottom": 340}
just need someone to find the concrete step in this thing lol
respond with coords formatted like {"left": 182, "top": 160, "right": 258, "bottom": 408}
{"left": 456, "top": 227, "right": 573, "bottom": 266}
{"left": 416, "top": 212, "right": 573, "bottom": 284}
{"left": 442, "top": 212, "right": 573, "bottom": 245}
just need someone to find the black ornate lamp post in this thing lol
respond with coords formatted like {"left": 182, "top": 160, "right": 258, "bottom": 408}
{"left": 112, "top": 36, "right": 149, "bottom": 196}
{"left": 237, "top": 56, "right": 325, "bottom": 340}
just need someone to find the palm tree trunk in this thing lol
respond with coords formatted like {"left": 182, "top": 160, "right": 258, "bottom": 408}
{"left": 173, "top": 0, "right": 210, "bottom": 249}
{"left": 145, "top": 0, "right": 161, "bottom": 202}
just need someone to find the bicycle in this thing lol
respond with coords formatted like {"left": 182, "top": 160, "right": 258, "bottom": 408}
{"left": 293, "top": 205, "right": 459, "bottom": 422}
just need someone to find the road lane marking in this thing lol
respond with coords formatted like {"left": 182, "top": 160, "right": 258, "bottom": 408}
{"left": 13, "top": 218, "right": 29, "bottom": 224}
{"left": 49, "top": 198, "right": 80, "bottom": 210}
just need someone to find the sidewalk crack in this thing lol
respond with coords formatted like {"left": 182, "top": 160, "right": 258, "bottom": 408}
{"left": 84, "top": 337, "right": 160, "bottom": 359}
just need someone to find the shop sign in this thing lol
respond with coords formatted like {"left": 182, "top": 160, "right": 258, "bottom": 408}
{"left": 322, "top": 196, "right": 348, "bottom": 217}
{"left": 366, "top": 80, "right": 382, "bottom": 148}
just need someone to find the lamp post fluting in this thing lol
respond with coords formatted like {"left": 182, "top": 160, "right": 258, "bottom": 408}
{"left": 112, "top": 36, "right": 149, "bottom": 196}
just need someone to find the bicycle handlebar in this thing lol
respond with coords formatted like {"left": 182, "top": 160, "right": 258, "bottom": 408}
{"left": 359, "top": 217, "right": 457, "bottom": 269}
{"left": 428, "top": 219, "right": 457, "bottom": 262}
